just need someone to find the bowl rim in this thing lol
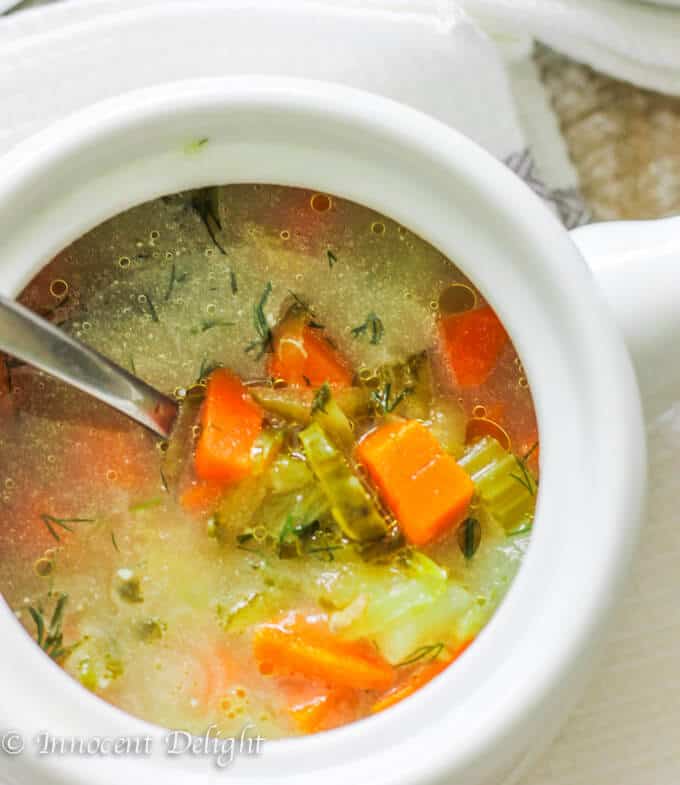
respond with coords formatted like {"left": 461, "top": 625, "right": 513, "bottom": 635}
{"left": 0, "top": 77, "right": 645, "bottom": 785}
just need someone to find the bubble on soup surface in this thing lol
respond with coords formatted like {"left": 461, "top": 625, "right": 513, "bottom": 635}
{"left": 310, "top": 193, "right": 332, "bottom": 212}
{"left": 49, "top": 279, "right": 69, "bottom": 299}
{"left": 439, "top": 283, "right": 477, "bottom": 314}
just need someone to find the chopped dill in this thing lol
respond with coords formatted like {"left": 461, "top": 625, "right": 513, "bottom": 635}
{"left": 351, "top": 312, "right": 384, "bottom": 345}
{"left": 129, "top": 498, "right": 163, "bottom": 513}
{"left": 192, "top": 191, "right": 226, "bottom": 255}
{"left": 327, "top": 249, "right": 337, "bottom": 269}
{"left": 141, "top": 292, "right": 159, "bottom": 323}
{"left": 192, "top": 319, "right": 235, "bottom": 334}
{"left": 371, "top": 382, "right": 413, "bottom": 415}
{"left": 396, "top": 642, "right": 445, "bottom": 667}
{"left": 164, "top": 262, "right": 188, "bottom": 302}
{"left": 457, "top": 517, "right": 481, "bottom": 560}
{"left": 307, "top": 544, "right": 344, "bottom": 562}
{"left": 509, "top": 443, "right": 538, "bottom": 497}
{"left": 111, "top": 531, "right": 120, "bottom": 552}
{"left": 230, "top": 270, "right": 238, "bottom": 295}
{"left": 302, "top": 375, "right": 312, "bottom": 387}
{"left": 184, "top": 137, "right": 209, "bottom": 154}
{"left": 129, "top": 355, "right": 137, "bottom": 375}
{"left": 28, "top": 593, "right": 74, "bottom": 661}
{"left": 40, "top": 514, "right": 95, "bottom": 543}
{"left": 197, "top": 357, "right": 223, "bottom": 383}
{"left": 245, "top": 281, "right": 273, "bottom": 359}
{"left": 311, "top": 382, "right": 331, "bottom": 415}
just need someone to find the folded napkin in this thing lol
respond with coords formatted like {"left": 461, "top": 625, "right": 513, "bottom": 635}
{"left": 461, "top": 0, "right": 680, "bottom": 96}
{"left": 0, "top": 0, "right": 587, "bottom": 227}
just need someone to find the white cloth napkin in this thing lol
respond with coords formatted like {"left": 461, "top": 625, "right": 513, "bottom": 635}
{"left": 0, "top": 0, "right": 587, "bottom": 228}
{"left": 461, "top": 0, "right": 680, "bottom": 96}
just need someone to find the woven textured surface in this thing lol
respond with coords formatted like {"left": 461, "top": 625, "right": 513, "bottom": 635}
{"left": 537, "top": 46, "right": 680, "bottom": 221}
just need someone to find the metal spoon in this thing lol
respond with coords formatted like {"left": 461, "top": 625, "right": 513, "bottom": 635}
{"left": 0, "top": 294, "right": 179, "bottom": 439}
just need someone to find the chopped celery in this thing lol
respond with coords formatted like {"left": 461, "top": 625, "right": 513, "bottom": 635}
{"left": 312, "top": 394, "right": 355, "bottom": 449}
{"left": 299, "top": 423, "right": 387, "bottom": 541}
{"left": 376, "top": 583, "right": 474, "bottom": 664}
{"left": 327, "top": 551, "right": 472, "bottom": 663}
{"left": 459, "top": 436, "right": 536, "bottom": 532}
{"left": 268, "top": 455, "right": 314, "bottom": 494}
{"left": 334, "top": 386, "right": 372, "bottom": 418}
{"left": 367, "top": 352, "right": 433, "bottom": 420}
{"left": 213, "top": 476, "right": 268, "bottom": 538}
{"left": 215, "top": 591, "right": 268, "bottom": 632}
{"left": 250, "top": 386, "right": 312, "bottom": 423}
{"left": 428, "top": 397, "right": 466, "bottom": 457}
{"left": 251, "top": 429, "right": 284, "bottom": 475}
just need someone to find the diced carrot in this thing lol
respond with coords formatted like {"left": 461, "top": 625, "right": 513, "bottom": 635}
{"left": 439, "top": 305, "right": 508, "bottom": 387}
{"left": 357, "top": 419, "right": 474, "bottom": 546}
{"left": 253, "top": 612, "right": 394, "bottom": 691}
{"left": 287, "top": 685, "right": 358, "bottom": 734}
{"left": 180, "top": 481, "right": 224, "bottom": 515}
{"left": 268, "top": 314, "right": 352, "bottom": 388}
{"left": 195, "top": 369, "right": 263, "bottom": 485}
{"left": 192, "top": 643, "right": 241, "bottom": 707}
{"left": 371, "top": 639, "right": 473, "bottom": 714}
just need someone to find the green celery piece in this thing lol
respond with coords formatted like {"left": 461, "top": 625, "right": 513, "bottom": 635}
{"left": 299, "top": 422, "right": 387, "bottom": 541}
{"left": 312, "top": 396, "right": 355, "bottom": 450}
{"left": 459, "top": 436, "right": 536, "bottom": 532}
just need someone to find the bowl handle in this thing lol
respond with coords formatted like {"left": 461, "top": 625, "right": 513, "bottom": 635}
{"left": 570, "top": 216, "right": 680, "bottom": 418}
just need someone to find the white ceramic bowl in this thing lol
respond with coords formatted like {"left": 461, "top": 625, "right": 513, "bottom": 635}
{"left": 0, "top": 77, "right": 667, "bottom": 785}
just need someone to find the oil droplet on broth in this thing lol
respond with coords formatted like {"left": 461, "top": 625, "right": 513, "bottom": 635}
{"left": 49, "top": 279, "right": 69, "bottom": 299}
{"left": 310, "top": 193, "right": 332, "bottom": 212}
{"left": 439, "top": 283, "right": 477, "bottom": 315}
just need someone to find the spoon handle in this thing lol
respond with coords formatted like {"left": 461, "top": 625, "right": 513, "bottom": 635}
{"left": 0, "top": 294, "right": 178, "bottom": 439}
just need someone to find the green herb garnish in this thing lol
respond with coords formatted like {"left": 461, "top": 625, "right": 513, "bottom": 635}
{"left": 164, "top": 262, "right": 188, "bottom": 302}
{"left": 192, "top": 319, "right": 235, "bottom": 334}
{"left": 141, "top": 292, "right": 159, "bottom": 323}
{"left": 396, "top": 642, "right": 445, "bottom": 667}
{"left": 129, "top": 498, "right": 163, "bottom": 513}
{"left": 371, "top": 382, "right": 413, "bottom": 415}
{"left": 311, "top": 382, "right": 331, "bottom": 415}
{"left": 184, "top": 137, "right": 209, "bottom": 154}
{"left": 509, "top": 443, "right": 538, "bottom": 497}
{"left": 111, "top": 531, "right": 120, "bottom": 552}
{"left": 457, "top": 517, "right": 481, "bottom": 560}
{"left": 197, "top": 357, "right": 223, "bottom": 383}
{"left": 40, "top": 514, "right": 95, "bottom": 543}
{"left": 327, "top": 249, "right": 337, "bottom": 269}
{"left": 351, "top": 312, "right": 384, "bottom": 345}
{"left": 28, "top": 593, "right": 74, "bottom": 661}
{"left": 230, "top": 270, "right": 238, "bottom": 295}
{"left": 192, "top": 192, "right": 226, "bottom": 255}
{"left": 307, "top": 544, "right": 344, "bottom": 562}
{"left": 245, "top": 281, "right": 274, "bottom": 359}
